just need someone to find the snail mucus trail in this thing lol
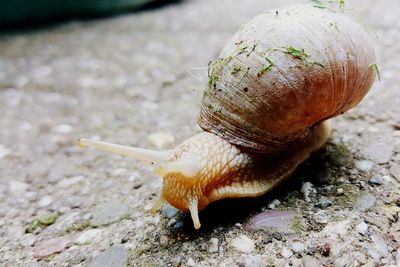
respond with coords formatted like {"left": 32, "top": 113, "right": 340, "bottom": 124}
{"left": 78, "top": 4, "right": 377, "bottom": 229}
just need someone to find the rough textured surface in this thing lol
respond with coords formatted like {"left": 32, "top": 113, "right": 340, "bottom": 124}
{"left": 0, "top": 0, "right": 399, "bottom": 266}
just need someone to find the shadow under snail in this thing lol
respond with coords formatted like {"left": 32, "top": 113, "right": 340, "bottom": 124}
{"left": 78, "top": 4, "right": 377, "bottom": 229}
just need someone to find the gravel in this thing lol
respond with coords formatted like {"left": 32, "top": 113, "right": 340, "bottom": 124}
{"left": 355, "top": 160, "right": 374, "bottom": 172}
{"left": 208, "top": 237, "right": 219, "bottom": 253}
{"left": 291, "top": 242, "right": 305, "bottom": 253}
{"left": 355, "top": 193, "right": 376, "bottom": 212}
{"left": 230, "top": 235, "right": 255, "bottom": 253}
{"left": 355, "top": 221, "right": 368, "bottom": 235}
{"left": 87, "top": 245, "right": 128, "bottom": 267}
{"left": 368, "top": 175, "right": 383, "bottom": 185}
{"left": 89, "top": 200, "right": 129, "bottom": 226}
{"left": 0, "top": 0, "right": 399, "bottom": 266}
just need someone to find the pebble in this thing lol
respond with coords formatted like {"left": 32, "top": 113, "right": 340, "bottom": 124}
{"left": 336, "top": 188, "right": 344, "bottom": 195}
{"left": 230, "top": 235, "right": 255, "bottom": 253}
{"left": 186, "top": 258, "right": 196, "bottom": 267}
{"left": 38, "top": 195, "right": 53, "bottom": 207}
{"left": 368, "top": 175, "right": 383, "bottom": 185}
{"left": 355, "top": 192, "right": 376, "bottom": 212}
{"left": 163, "top": 206, "right": 178, "bottom": 218}
{"left": 291, "top": 242, "right": 305, "bottom": 253}
{"left": 33, "top": 235, "right": 74, "bottom": 258}
{"left": 53, "top": 124, "right": 73, "bottom": 134}
{"left": 89, "top": 200, "right": 129, "bottom": 226}
{"left": 76, "top": 229, "right": 103, "bottom": 244}
{"left": 208, "top": 238, "right": 219, "bottom": 253}
{"left": 301, "top": 182, "right": 316, "bottom": 202}
{"left": 57, "top": 175, "right": 85, "bottom": 188}
{"left": 367, "top": 234, "right": 390, "bottom": 260}
{"left": 88, "top": 245, "right": 128, "bottom": 267}
{"left": 8, "top": 180, "right": 28, "bottom": 194}
{"left": 301, "top": 255, "right": 321, "bottom": 267}
{"left": 281, "top": 246, "right": 293, "bottom": 258}
{"left": 355, "top": 160, "right": 374, "bottom": 172}
{"left": 244, "top": 210, "right": 296, "bottom": 232}
{"left": 241, "top": 255, "right": 264, "bottom": 267}
{"left": 268, "top": 199, "right": 281, "bottom": 209}
{"left": 355, "top": 221, "right": 368, "bottom": 235}
{"left": 321, "top": 220, "right": 349, "bottom": 239}
{"left": 316, "top": 196, "right": 332, "bottom": 209}
{"left": 147, "top": 131, "right": 175, "bottom": 149}
{"left": 173, "top": 221, "right": 184, "bottom": 229}
{"left": 0, "top": 144, "right": 11, "bottom": 159}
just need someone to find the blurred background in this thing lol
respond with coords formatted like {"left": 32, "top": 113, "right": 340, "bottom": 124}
{"left": 0, "top": 0, "right": 399, "bottom": 266}
{"left": 0, "top": 0, "right": 179, "bottom": 28}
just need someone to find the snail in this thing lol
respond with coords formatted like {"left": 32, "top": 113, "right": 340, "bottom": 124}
{"left": 78, "top": 4, "right": 376, "bottom": 229}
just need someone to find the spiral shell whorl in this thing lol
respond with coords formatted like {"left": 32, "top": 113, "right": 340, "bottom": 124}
{"left": 199, "top": 5, "right": 376, "bottom": 153}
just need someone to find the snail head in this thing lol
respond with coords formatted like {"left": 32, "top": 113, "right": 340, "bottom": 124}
{"left": 78, "top": 132, "right": 243, "bottom": 229}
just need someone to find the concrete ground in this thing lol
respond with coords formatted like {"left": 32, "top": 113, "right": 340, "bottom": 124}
{"left": 0, "top": 0, "right": 399, "bottom": 266}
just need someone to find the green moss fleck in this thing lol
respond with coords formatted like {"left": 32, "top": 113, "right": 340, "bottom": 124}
{"left": 257, "top": 57, "right": 275, "bottom": 77}
{"left": 247, "top": 43, "right": 258, "bottom": 57}
{"left": 65, "top": 221, "right": 91, "bottom": 233}
{"left": 311, "top": 0, "right": 327, "bottom": 9}
{"left": 310, "top": 61, "right": 325, "bottom": 68}
{"left": 236, "top": 46, "right": 248, "bottom": 56}
{"left": 286, "top": 47, "right": 310, "bottom": 60}
{"left": 25, "top": 213, "right": 59, "bottom": 233}
{"left": 231, "top": 66, "right": 242, "bottom": 75}
{"left": 369, "top": 63, "right": 381, "bottom": 81}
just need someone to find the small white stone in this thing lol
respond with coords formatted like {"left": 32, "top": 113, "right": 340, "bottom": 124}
{"left": 53, "top": 124, "right": 73, "bottom": 134}
{"left": 336, "top": 188, "right": 344, "bottom": 195}
{"left": 301, "top": 182, "right": 316, "bottom": 202}
{"left": 230, "top": 235, "right": 255, "bottom": 253}
{"left": 38, "top": 195, "right": 53, "bottom": 207}
{"left": 241, "top": 255, "right": 264, "bottom": 267}
{"left": 281, "top": 246, "right": 293, "bottom": 258}
{"left": 0, "top": 145, "right": 11, "bottom": 159}
{"left": 58, "top": 175, "right": 85, "bottom": 188}
{"left": 76, "top": 229, "right": 103, "bottom": 244}
{"left": 268, "top": 199, "right": 281, "bottom": 209}
{"left": 355, "top": 221, "right": 368, "bottom": 235}
{"left": 208, "top": 237, "right": 219, "bottom": 253}
{"left": 355, "top": 160, "right": 374, "bottom": 172}
{"left": 291, "top": 242, "right": 305, "bottom": 253}
{"left": 147, "top": 132, "right": 175, "bottom": 149}
{"left": 186, "top": 258, "right": 196, "bottom": 267}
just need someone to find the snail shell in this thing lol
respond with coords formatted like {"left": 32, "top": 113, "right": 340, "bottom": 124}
{"left": 199, "top": 5, "right": 376, "bottom": 153}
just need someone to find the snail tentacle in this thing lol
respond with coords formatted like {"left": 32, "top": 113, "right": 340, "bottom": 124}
{"left": 188, "top": 199, "right": 201, "bottom": 229}
{"left": 77, "top": 138, "right": 172, "bottom": 164}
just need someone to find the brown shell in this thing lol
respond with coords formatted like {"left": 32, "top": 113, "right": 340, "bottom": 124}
{"left": 198, "top": 5, "right": 376, "bottom": 154}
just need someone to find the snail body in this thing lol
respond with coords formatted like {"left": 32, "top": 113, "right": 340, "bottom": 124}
{"left": 79, "top": 5, "right": 376, "bottom": 229}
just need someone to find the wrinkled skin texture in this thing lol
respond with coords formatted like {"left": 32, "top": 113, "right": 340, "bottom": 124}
{"left": 162, "top": 121, "right": 331, "bottom": 213}
{"left": 199, "top": 5, "right": 376, "bottom": 153}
